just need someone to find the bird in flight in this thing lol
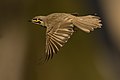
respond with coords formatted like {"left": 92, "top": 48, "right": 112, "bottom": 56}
{"left": 30, "top": 13, "right": 102, "bottom": 61}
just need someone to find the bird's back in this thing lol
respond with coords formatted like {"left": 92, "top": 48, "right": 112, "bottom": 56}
{"left": 45, "top": 13, "right": 73, "bottom": 26}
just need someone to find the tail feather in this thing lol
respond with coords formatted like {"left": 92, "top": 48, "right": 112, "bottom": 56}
{"left": 72, "top": 15, "right": 102, "bottom": 33}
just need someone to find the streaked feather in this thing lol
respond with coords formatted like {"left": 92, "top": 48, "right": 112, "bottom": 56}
{"left": 45, "top": 21, "right": 74, "bottom": 61}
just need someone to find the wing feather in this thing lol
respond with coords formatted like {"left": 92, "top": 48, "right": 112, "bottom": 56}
{"left": 45, "top": 21, "right": 74, "bottom": 61}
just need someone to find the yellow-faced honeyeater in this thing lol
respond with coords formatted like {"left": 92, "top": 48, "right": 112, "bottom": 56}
{"left": 30, "top": 13, "right": 102, "bottom": 61}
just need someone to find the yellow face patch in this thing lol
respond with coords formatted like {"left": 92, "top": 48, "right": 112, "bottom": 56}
{"left": 32, "top": 18, "right": 42, "bottom": 24}
{"left": 32, "top": 19, "right": 40, "bottom": 22}
{"left": 32, "top": 18, "right": 44, "bottom": 26}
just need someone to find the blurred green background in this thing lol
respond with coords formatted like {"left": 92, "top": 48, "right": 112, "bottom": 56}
{"left": 0, "top": 0, "right": 120, "bottom": 80}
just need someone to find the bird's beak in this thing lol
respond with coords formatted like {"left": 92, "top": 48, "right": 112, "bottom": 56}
{"left": 28, "top": 20, "right": 32, "bottom": 22}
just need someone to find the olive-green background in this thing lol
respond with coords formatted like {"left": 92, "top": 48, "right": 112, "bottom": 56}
{"left": 0, "top": 0, "right": 119, "bottom": 80}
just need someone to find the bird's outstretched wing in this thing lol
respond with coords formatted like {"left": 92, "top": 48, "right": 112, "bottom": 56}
{"left": 45, "top": 19, "right": 74, "bottom": 61}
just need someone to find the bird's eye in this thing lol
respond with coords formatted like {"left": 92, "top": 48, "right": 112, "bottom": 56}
{"left": 38, "top": 18, "right": 42, "bottom": 21}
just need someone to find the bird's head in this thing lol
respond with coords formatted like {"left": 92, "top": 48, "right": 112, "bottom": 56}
{"left": 29, "top": 16, "right": 45, "bottom": 26}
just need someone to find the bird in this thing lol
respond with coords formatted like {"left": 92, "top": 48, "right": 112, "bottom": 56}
{"left": 30, "top": 13, "right": 102, "bottom": 61}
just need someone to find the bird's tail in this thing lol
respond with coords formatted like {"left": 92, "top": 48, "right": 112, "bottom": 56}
{"left": 72, "top": 15, "right": 102, "bottom": 33}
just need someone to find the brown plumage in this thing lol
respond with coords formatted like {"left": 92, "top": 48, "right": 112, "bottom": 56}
{"left": 30, "top": 13, "right": 102, "bottom": 61}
